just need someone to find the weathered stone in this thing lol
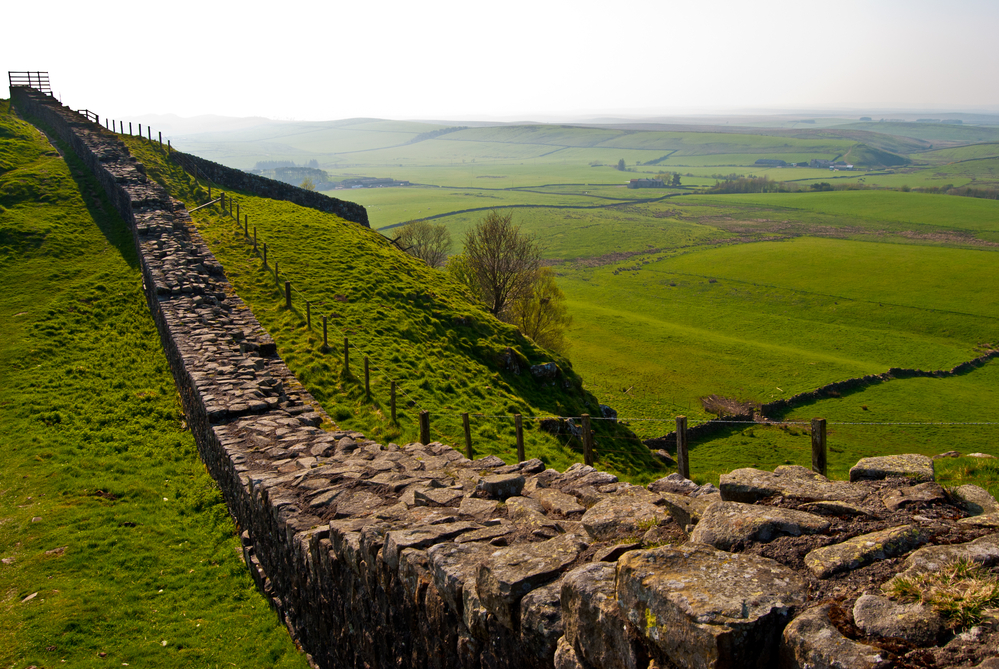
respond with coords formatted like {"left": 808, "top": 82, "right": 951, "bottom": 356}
{"left": 951, "top": 484, "right": 999, "bottom": 516}
{"left": 562, "top": 562, "right": 639, "bottom": 669}
{"left": 594, "top": 543, "right": 641, "bottom": 562}
{"left": 528, "top": 487, "right": 585, "bottom": 516}
{"left": 720, "top": 467, "right": 866, "bottom": 504}
{"left": 383, "top": 521, "right": 480, "bottom": 570}
{"left": 881, "top": 482, "right": 946, "bottom": 511}
{"left": 889, "top": 533, "right": 999, "bottom": 584}
{"left": 616, "top": 544, "right": 807, "bottom": 669}
{"left": 690, "top": 501, "right": 830, "bottom": 551}
{"left": 427, "top": 540, "right": 496, "bottom": 614}
{"left": 960, "top": 512, "right": 999, "bottom": 528}
{"left": 413, "top": 487, "right": 464, "bottom": 507}
{"left": 554, "top": 636, "right": 585, "bottom": 669}
{"left": 476, "top": 533, "right": 588, "bottom": 629}
{"left": 804, "top": 525, "right": 929, "bottom": 578}
{"left": 476, "top": 474, "right": 526, "bottom": 500}
{"left": 581, "top": 490, "right": 668, "bottom": 541}
{"left": 799, "top": 500, "right": 871, "bottom": 517}
{"left": 333, "top": 490, "right": 384, "bottom": 518}
{"left": 658, "top": 491, "right": 719, "bottom": 527}
{"left": 458, "top": 496, "right": 499, "bottom": 519}
{"left": 852, "top": 594, "right": 943, "bottom": 645}
{"left": 519, "top": 579, "right": 564, "bottom": 661}
{"left": 779, "top": 603, "right": 882, "bottom": 669}
{"left": 850, "top": 453, "right": 934, "bottom": 483}
{"left": 455, "top": 521, "right": 514, "bottom": 544}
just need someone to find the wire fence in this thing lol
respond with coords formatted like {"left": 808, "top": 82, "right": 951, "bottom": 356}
{"left": 101, "top": 113, "right": 999, "bottom": 477}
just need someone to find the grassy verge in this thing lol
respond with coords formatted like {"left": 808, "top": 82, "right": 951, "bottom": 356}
{"left": 0, "top": 100, "right": 307, "bottom": 668}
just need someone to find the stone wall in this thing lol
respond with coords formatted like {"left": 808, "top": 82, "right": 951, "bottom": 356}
{"left": 15, "top": 88, "right": 998, "bottom": 669}
{"left": 168, "top": 149, "right": 370, "bottom": 228}
{"left": 646, "top": 350, "right": 999, "bottom": 451}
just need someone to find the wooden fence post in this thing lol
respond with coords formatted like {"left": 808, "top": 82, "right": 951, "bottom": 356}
{"left": 306, "top": 301, "right": 311, "bottom": 329}
{"left": 244, "top": 214, "right": 248, "bottom": 236}
{"left": 253, "top": 226, "right": 257, "bottom": 251}
{"left": 811, "top": 418, "right": 827, "bottom": 476}
{"left": 322, "top": 315, "right": 328, "bottom": 351}
{"left": 463, "top": 413, "right": 473, "bottom": 460}
{"left": 344, "top": 337, "right": 350, "bottom": 375}
{"left": 158, "top": 131, "right": 162, "bottom": 147}
{"left": 391, "top": 381, "right": 397, "bottom": 424}
{"left": 129, "top": 122, "right": 132, "bottom": 135}
{"left": 263, "top": 243, "right": 268, "bottom": 268}
{"left": 581, "top": 414, "right": 593, "bottom": 466}
{"left": 168, "top": 139, "right": 171, "bottom": 153}
{"left": 676, "top": 415, "right": 689, "bottom": 479}
{"left": 284, "top": 281, "right": 291, "bottom": 310}
{"left": 419, "top": 411, "right": 431, "bottom": 445}
{"left": 139, "top": 123, "right": 142, "bottom": 137}
{"left": 236, "top": 203, "right": 240, "bottom": 222}
{"left": 364, "top": 356, "right": 370, "bottom": 399}
{"left": 515, "top": 414, "right": 524, "bottom": 462}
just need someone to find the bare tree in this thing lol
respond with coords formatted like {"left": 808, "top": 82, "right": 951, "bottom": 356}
{"left": 463, "top": 211, "right": 541, "bottom": 317}
{"left": 396, "top": 220, "right": 452, "bottom": 269}
{"left": 510, "top": 267, "right": 572, "bottom": 354}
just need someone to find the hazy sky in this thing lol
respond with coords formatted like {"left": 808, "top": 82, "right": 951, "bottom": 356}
{"left": 4, "top": 0, "right": 997, "bottom": 124}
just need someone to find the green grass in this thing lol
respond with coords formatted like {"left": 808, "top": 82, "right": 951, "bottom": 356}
{"left": 125, "top": 136, "right": 664, "bottom": 483}
{"left": 0, "top": 101, "right": 307, "bottom": 667}
{"left": 681, "top": 190, "right": 999, "bottom": 234}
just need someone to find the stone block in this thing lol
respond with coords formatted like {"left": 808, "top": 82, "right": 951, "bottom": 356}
{"left": 849, "top": 454, "right": 934, "bottom": 483}
{"left": 778, "top": 603, "right": 882, "bottom": 669}
{"left": 690, "top": 501, "right": 830, "bottom": 551}
{"left": 804, "top": 525, "right": 928, "bottom": 578}
{"left": 616, "top": 544, "right": 807, "bottom": 669}
{"left": 476, "top": 533, "right": 588, "bottom": 630}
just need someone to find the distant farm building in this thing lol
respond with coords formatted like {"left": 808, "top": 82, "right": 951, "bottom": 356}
{"left": 627, "top": 178, "right": 665, "bottom": 189}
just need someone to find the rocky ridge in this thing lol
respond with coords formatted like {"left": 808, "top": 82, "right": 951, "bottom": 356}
{"left": 13, "top": 87, "right": 999, "bottom": 669}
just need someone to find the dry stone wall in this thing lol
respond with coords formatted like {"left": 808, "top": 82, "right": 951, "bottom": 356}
{"left": 169, "top": 150, "right": 369, "bottom": 227}
{"left": 14, "top": 88, "right": 999, "bottom": 669}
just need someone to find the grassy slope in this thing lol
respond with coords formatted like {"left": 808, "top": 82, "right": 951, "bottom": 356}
{"left": 125, "top": 137, "right": 663, "bottom": 482}
{"left": 0, "top": 102, "right": 307, "bottom": 667}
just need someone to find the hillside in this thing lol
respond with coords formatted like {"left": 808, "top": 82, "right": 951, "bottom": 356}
{"left": 122, "top": 137, "right": 662, "bottom": 481}
{"left": 0, "top": 101, "right": 307, "bottom": 666}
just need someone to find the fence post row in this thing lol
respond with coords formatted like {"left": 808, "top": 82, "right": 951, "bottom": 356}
{"left": 811, "top": 418, "right": 827, "bottom": 476}
{"left": 676, "top": 415, "right": 689, "bottom": 479}
{"left": 322, "top": 315, "right": 329, "bottom": 351}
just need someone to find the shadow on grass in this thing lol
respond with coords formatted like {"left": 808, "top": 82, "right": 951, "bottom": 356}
{"left": 15, "top": 106, "right": 140, "bottom": 270}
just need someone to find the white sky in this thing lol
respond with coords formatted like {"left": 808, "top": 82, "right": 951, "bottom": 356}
{"left": 3, "top": 0, "right": 997, "bottom": 123}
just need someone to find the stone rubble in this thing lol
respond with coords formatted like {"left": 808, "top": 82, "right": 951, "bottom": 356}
{"left": 16, "top": 86, "right": 999, "bottom": 669}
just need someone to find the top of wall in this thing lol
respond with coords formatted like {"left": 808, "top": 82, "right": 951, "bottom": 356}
{"left": 170, "top": 150, "right": 369, "bottom": 228}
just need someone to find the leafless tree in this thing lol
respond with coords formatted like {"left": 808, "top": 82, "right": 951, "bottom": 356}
{"left": 463, "top": 211, "right": 541, "bottom": 317}
{"left": 396, "top": 220, "right": 452, "bottom": 269}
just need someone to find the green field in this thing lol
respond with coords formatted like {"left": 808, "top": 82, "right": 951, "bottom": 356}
{"left": 0, "top": 102, "right": 307, "bottom": 667}
{"left": 167, "top": 111, "right": 999, "bottom": 483}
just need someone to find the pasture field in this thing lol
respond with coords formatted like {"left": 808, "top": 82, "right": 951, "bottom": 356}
{"left": 166, "top": 112, "right": 999, "bottom": 484}
{"left": 0, "top": 102, "right": 307, "bottom": 667}
{"left": 557, "top": 237, "right": 997, "bottom": 427}
{"left": 681, "top": 191, "right": 999, "bottom": 235}
{"left": 679, "top": 360, "right": 999, "bottom": 492}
